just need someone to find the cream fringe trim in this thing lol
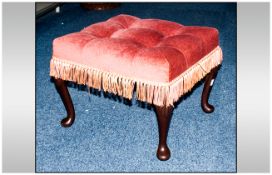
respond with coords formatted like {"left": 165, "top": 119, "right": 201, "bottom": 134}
{"left": 50, "top": 46, "right": 223, "bottom": 106}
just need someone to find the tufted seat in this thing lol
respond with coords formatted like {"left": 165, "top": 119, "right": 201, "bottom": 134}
{"left": 50, "top": 14, "right": 223, "bottom": 161}
{"left": 50, "top": 14, "right": 222, "bottom": 106}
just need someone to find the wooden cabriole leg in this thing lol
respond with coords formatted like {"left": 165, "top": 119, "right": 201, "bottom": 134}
{"left": 54, "top": 78, "right": 75, "bottom": 127}
{"left": 201, "top": 66, "right": 220, "bottom": 113}
{"left": 154, "top": 105, "right": 174, "bottom": 161}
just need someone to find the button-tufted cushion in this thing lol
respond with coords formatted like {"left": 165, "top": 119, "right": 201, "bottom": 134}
{"left": 50, "top": 14, "right": 223, "bottom": 106}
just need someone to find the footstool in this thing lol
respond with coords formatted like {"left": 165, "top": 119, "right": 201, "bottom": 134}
{"left": 50, "top": 14, "right": 223, "bottom": 161}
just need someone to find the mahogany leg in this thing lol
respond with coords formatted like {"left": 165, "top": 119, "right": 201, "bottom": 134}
{"left": 201, "top": 66, "right": 220, "bottom": 113}
{"left": 54, "top": 78, "right": 75, "bottom": 127}
{"left": 154, "top": 105, "right": 173, "bottom": 161}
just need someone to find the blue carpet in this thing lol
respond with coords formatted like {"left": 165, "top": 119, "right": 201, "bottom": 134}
{"left": 36, "top": 3, "right": 236, "bottom": 172}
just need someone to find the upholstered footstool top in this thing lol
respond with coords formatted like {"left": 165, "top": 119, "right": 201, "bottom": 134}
{"left": 50, "top": 14, "right": 222, "bottom": 106}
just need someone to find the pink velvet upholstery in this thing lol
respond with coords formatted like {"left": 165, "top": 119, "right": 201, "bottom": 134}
{"left": 53, "top": 14, "right": 219, "bottom": 83}
{"left": 51, "top": 14, "right": 223, "bottom": 106}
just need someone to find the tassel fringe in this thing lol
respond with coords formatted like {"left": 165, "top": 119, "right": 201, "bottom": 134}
{"left": 50, "top": 46, "right": 223, "bottom": 106}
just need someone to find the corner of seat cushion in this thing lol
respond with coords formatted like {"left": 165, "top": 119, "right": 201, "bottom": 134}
{"left": 132, "top": 47, "right": 187, "bottom": 82}
{"left": 52, "top": 32, "right": 97, "bottom": 61}
{"left": 180, "top": 26, "right": 219, "bottom": 54}
{"left": 157, "top": 34, "right": 205, "bottom": 67}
